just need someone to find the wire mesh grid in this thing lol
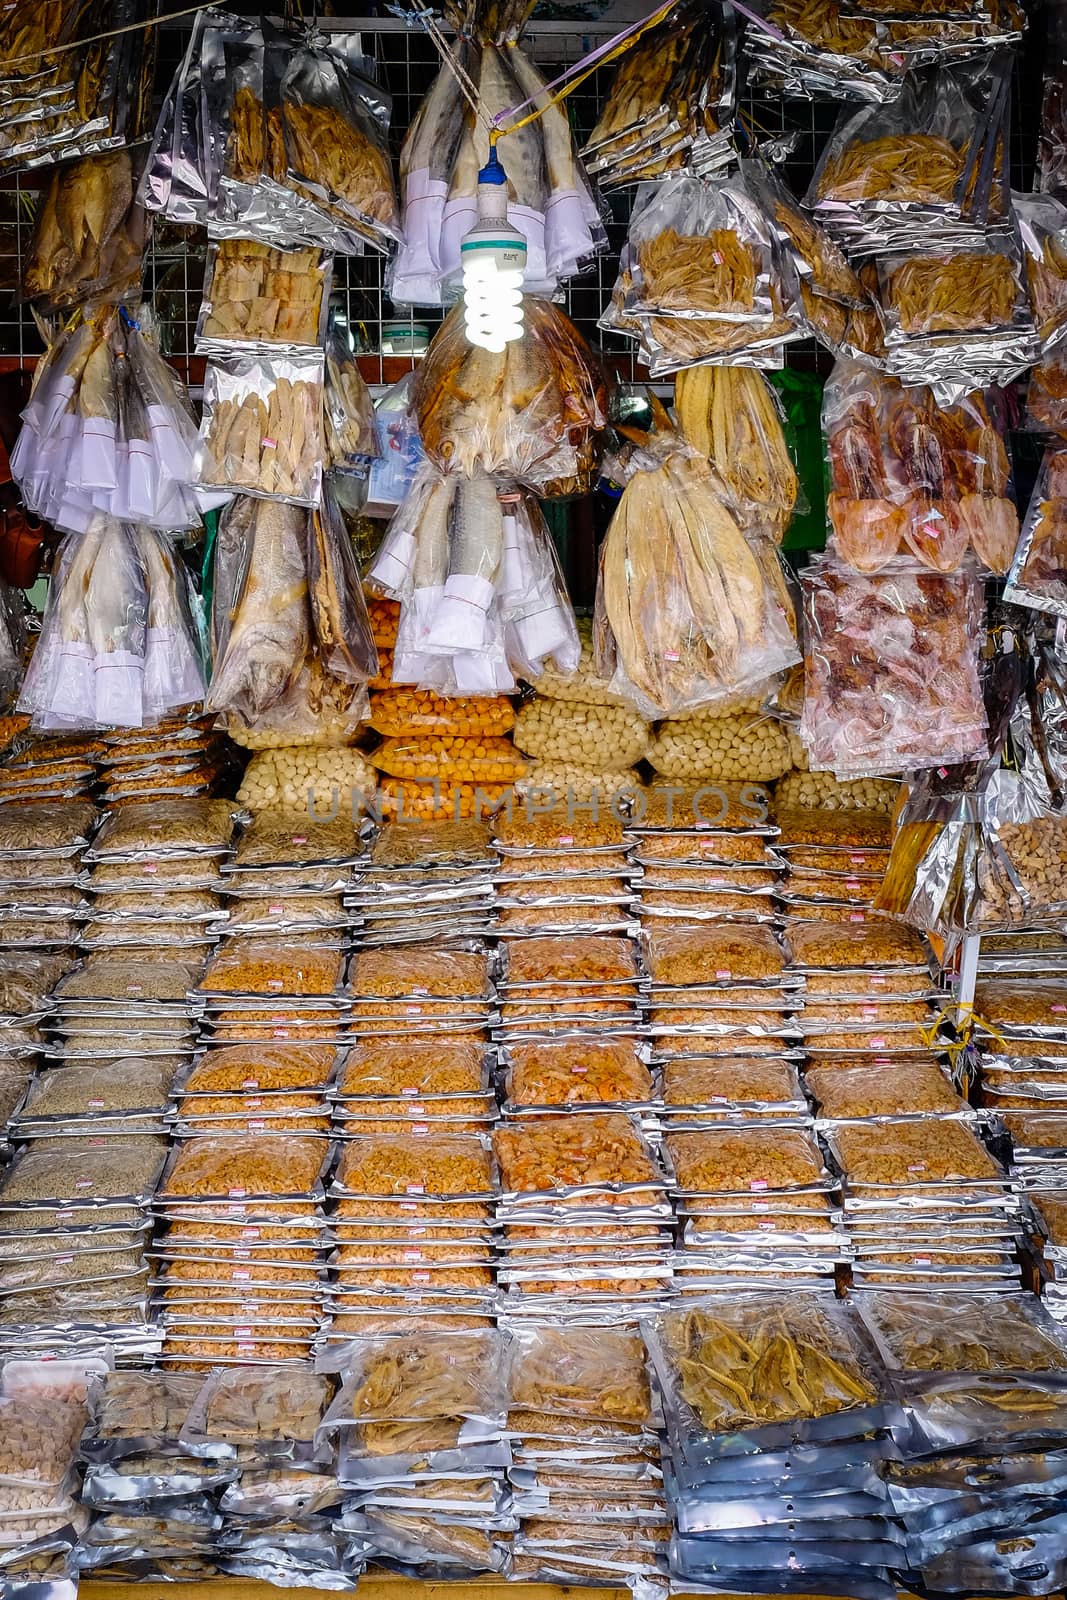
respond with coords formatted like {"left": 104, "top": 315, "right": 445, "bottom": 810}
{"left": 0, "top": 13, "right": 831, "bottom": 384}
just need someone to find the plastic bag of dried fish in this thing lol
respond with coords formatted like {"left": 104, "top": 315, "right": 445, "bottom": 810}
{"left": 194, "top": 351, "right": 325, "bottom": 508}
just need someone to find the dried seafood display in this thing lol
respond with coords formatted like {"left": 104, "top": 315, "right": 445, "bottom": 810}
{"left": 23, "top": 150, "right": 146, "bottom": 311}
{"left": 823, "top": 360, "right": 1019, "bottom": 574}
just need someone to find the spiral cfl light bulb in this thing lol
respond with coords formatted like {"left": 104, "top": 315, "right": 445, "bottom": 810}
{"left": 461, "top": 145, "right": 527, "bottom": 354}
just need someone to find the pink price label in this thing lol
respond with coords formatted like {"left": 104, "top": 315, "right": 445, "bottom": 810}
{"left": 268, "top": 905, "right": 283, "bottom": 916}
{"left": 235, "top": 1327, "right": 254, "bottom": 1339}
{"left": 849, "top": 912, "right": 865, "bottom": 923}
{"left": 845, "top": 879, "right": 862, "bottom": 891}
{"left": 267, "top": 978, "right": 284, "bottom": 992}
{"left": 906, "top": 1163, "right": 927, "bottom": 1173}
{"left": 716, "top": 968, "right": 732, "bottom": 980}
{"left": 248, "top": 1118, "right": 265, "bottom": 1130}
{"left": 571, "top": 1065, "right": 588, "bottom": 1075}
{"left": 261, "top": 437, "right": 278, "bottom": 449}
{"left": 412, "top": 1123, "right": 429, "bottom": 1135}
{"left": 56, "top": 1255, "right": 73, "bottom": 1265}
{"left": 234, "top": 1268, "right": 252, "bottom": 1281}
{"left": 405, "top": 1184, "right": 425, "bottom": 1195}
{"left": 1053, "top": 1005, "right": 1067, "bottom": 1014}
{"left": 144, "top": 863, "right": 157, "bottom": 875}
{"left": 76, "top": 1179, "right": 93, "bottom": 1189}
{"left": 241, "top": 1079, "right": 260, "bottom": 1090}
{"left": 235, "top": 1248, "right": 252, "bottom": 1260}
{"left": 241, "top": 1228, "right": 260, "bottom": 1239}
{"left": 412, "top": 1270, "right": 431, "bottom": 1284}
{"left": 407, "top": 1104, "right": 426, "bottom": 1116}
{"left": 750, "top": 1179, "right": 768, "bottom": 1191}
{"left": 400, "top": 1086, "right": 419, "bottom": 1097}
{"left": 228, "top": 1188, "right": 248, "bottom": 1199}
{"left": 403, "top": 1250, "right": 423, "bottom": 1262}
{"left": 870, "top": 1037, "right": 887, "bottom": 1048}
{"left": 558, "top": 835, "right": 573, "bottom": 846}
{"left": 870, "top": 975, "right": 887, "bottom": 987}
{"left": 88, "top": 1098, "right": 105, "bottom": 1109}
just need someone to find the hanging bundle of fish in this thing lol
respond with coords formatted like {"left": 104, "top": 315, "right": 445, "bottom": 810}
{"left": 207, "top": 487, "right": 379, "bottom": 748}
{"left": 390, "top": 0, "right": 607, "bottom": 305}
{"left": 367, "top": 462, "right": 580, "bottom": 694}
{"left": 11, "top": 307, "right": 231, "bottom": 536}
{"left": 18, "top": 516, "right": 205, "bottom": 732}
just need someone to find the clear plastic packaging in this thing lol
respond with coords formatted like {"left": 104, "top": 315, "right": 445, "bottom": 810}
{"left": 198, "top": 939, "right": 343, "bottom": 997}
{"left": 799, "top": 556, "right": 987, "bottom": 777}
{"left": 323, "top": 324, "right": 379, "bottom": 474}
{"left": 505, "top": 1040, "right": 653, "bottom": 1109}
{"left": 1004, "top": 445, "right": 1067, "bottom": 617}
{"left": 157, "top": 1135, "right": 329, "bottom": 1201}
{"left": 194, "top": 352, "right": 325, "bottom": 507}
{"left": 197, "top": 240, "right": 329, "bottom": 353}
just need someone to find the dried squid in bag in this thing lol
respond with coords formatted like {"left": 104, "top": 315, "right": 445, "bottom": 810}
{"left": 674, "top": 365, "right": 798, "bottom": 542}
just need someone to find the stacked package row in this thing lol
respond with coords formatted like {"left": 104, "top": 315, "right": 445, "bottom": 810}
{"left": 792, "top": 918, "right": 1023, "bottom": 1292}
{"left": 347, "top": 819, "right": 495, "bottom": 946}
{"left": 970, "top": 979, "right": 1067, "bottom": 1315}
{"left": 510, "top": 622, "right": 652, "bottom": 804}
{"left": 76, "top": 1365, "right": 347, "bottom": 1586}
{"left": 632, "top": 785, "right": 782, "bottom": 930}
{"left": 159, "top": 827, "right": 354, "bottom": 1366}
{"left": 492, "top": 806, "right": 636, "bottom": 939}
{"left": 775, "top": 805, "right": 892, "bottom": 921}
{"left": 331, "top": 819, "right": 499, "bottom": 1339}
{"left": 323, "top": 1329, "right": 512, "bottom": 1577}
{"left": 864, "top": 1290, "right": 1067, "bottom": 1595}
{"left": 648, "top": 1291, "right": 897, "bottom": 1595}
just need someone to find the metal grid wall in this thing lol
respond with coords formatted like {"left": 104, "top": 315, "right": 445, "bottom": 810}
{"left": 0, "top": 14, "right": 832, "bottom": 383}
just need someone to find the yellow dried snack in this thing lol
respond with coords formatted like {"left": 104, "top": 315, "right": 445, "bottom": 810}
{"left": 789, "top": 919, "right": 926, "bottom": 969}
{"left": 666, "top": 1128, "right": 826, "bottom": 1193}
{"left": 159, "top": 1135, "right": 326, "bottom": 1198}
{"left": 662, "top": 1058, "right": 801, "bottom": 1106}
{"left": 807, "top": 1062, "right": 964, "bottom": 1119}
{"left": 832, "top": 1119, "right": 1001, "bottom": 1186}
{"left": 336, "top": 1135, "right": 493, "bottom": 1197}
{"left": 510, "top": 1327, "right": 652, "bottom": 1424}
{"left": 507, "top": 1039, "right": 653, "bottom": 1106}
{"left": 494, "top": 1114, "right": 659, "bottom": 1193}
{"left": 181, "top": 1045, "right": 335, "bottom": 1093}
{"left": 505, "top": 935, "right": 638, "bottom": 986}
{"left": 338, "top": 1037, "right": 486, "bottom": 1098}
{"left": 200, "top": 940, "right": 343, "bottom": 996}
{"left": 350, "top": 948, "right": 489, "bottom": 999}
{"left": 645, "top": 924, "right": 784, "bottom": 984}
{"left": 493, "top": 810, "right": 626, "bottom": 851}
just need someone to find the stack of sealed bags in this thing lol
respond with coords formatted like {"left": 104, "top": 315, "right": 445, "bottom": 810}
{"left": 646, "top": 1292, "right": 899, "bottom": 1596}
{"left": 494, "top": 934, "right": 646, "bottom": 1051}
{"left": 826, "top": 1113, "right": 1023, "bottom": 1292}
{"left": 367, "top": 693, "right": 520, "bottom": 831}
{"left": 583, "top": 1, "right": 735, "bottom": 187}
{"left": 859, "top": 1291, "right": 1067, "bottom": 1595}
{"left": 807, "top": 1061, "right": 997, "bottom": 1289}
{"left": 492, "top": 809, "right": 637, "bottom": 938}
{"left": 0, "top": 0, "right": 155, "bottom": 172}
{"left": 972, "top": 981, "right": 1067, "bottom": 1192}
{"left": 323, "top": 1133, "right": 498, "bottom": 1341}
{"left": 493, "top": 1114, "right": 672, "bottom": 1321}
{"left": 0, "top": 1356, "right": 108, "bottom": 1583}
{"left": 324, "top": 1330, "right": 512, "bottom": 1578}
{"left": 178, "top": 1367, "right": 345, "bottom": 1589}
{"left": 775, "top": 808, "right": 891, "bottom": 920}
{"left": 744, "top": 0, "right": 906, "bottom": 102}
{"left": 47, "top": 956, "right": 202, "bottom": 1099}
{"left": 0, "top": 1137, "right": 166, "bottom": 1362}
{"left": 1027, "top": 1194, "right": 1067, "bottom": 1321}
{"left": 642, "top": 924, "right": 800, "bottom": 1072}
{"left": 0, "top": 955, "right": 74, "bottom": 1146}
{"left": 77, "top": 1372, "right": 228, "bottom": 1581}
{"left": 664, "top": 1124, "right": 845, "bottom": 1295}
{"left": 144, "top": 12, "right": 399, "bottom": 256}
{"left": 343, "top": 946, "right": 495, "bottom": 1137}
{"left": 347, "top": 822, "right": 495, "bottom": 947}
{"left": 511, "top": 620, "right": 651, "bottom": 803}
{"left": 94, "top": 717, "right": 231, "bottom": 811}
{"left": 193, "top": 940, "right": 349, "bottom": 1053}
{"left": 79, "top": 798, "right": 235, "bottom": 974}
{"left": 631, "top": 787, "right": 782, "bottom": 929}
{"left": 152, "top": 1135, "right": 332, "bottom": 1368}
{"left": 170, "top": 1044, "right": 334, "bottom": 1139}
{"left": 506, "top": 1325, "right": 669, "bottom": 1586}
{"left": 219, "top": 809, "right": 360, "bottom": 948}
{"left": 808, "top": 60, "right": 1012, "bottom": 256}
{"left": 789, "top": 920, "right": 935, "bottom": 1075}
{"left": 0, "top": 734, "right": 99, "bottom": 814}
{"left": 0, "top": 801, "right": 96, "bottom": 968}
